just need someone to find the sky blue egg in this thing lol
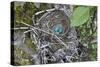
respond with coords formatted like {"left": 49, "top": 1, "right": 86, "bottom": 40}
{"left": 53, "top": 24, "right": 64, "bottom": 34}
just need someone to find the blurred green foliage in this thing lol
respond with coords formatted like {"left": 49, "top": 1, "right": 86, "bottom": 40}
{"left": 70, "top": 6, "right": 90, "bottom": 26}
{"left": 76, "top": 6, "right": 97, "bottom": 61}
{"left": 14, "top": 2, "right": 39, "bottom": 27}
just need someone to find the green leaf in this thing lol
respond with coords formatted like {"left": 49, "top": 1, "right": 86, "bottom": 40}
{"left": 71, "top": 6, "right": 90, "bottom": 27}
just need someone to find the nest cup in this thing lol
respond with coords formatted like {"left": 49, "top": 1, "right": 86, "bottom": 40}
{"left": 48, "top": 10, "right": 70, "bottom": 36}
